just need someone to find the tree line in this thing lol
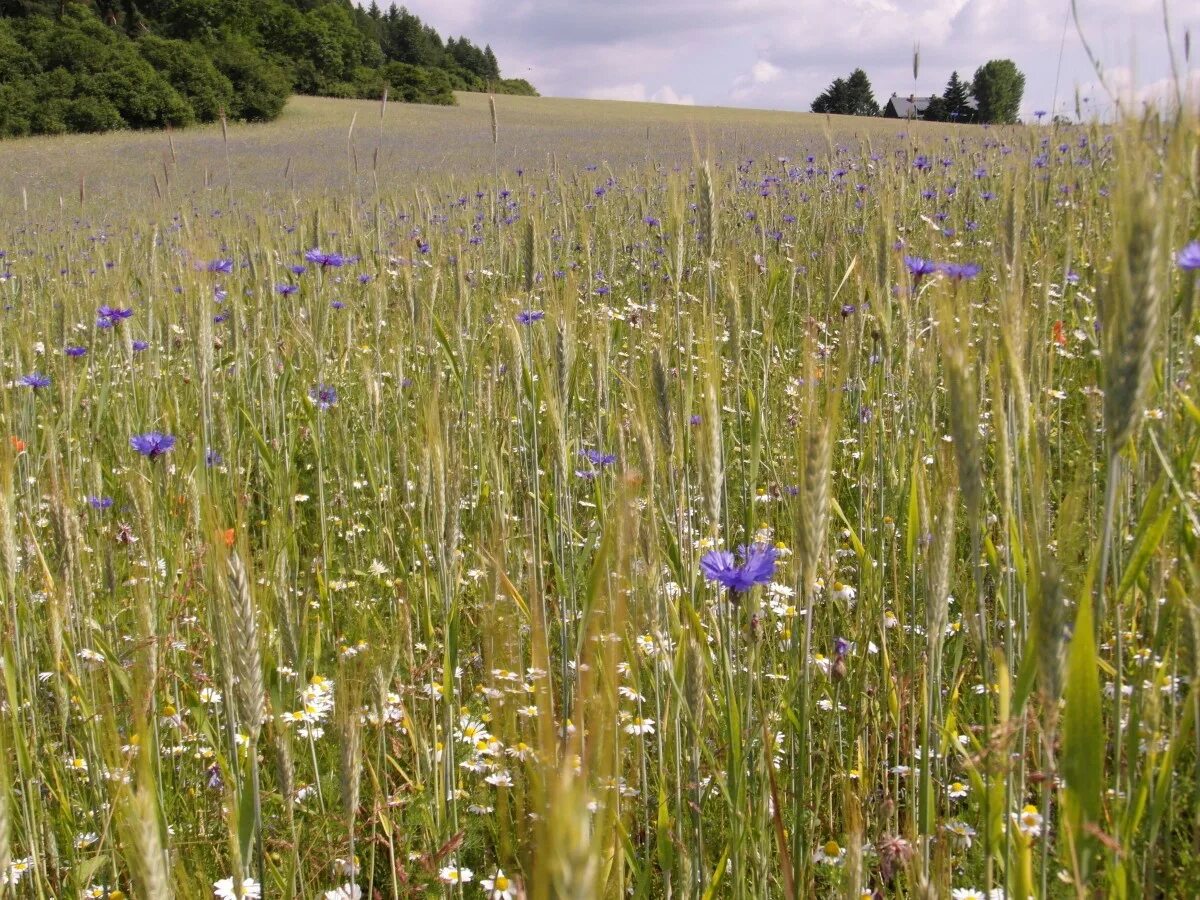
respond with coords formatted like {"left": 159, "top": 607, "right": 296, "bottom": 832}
{"left": 811, "top": 60, "right": 1026, "bottom": 124}
{"left": 0, "top": 0, "right": 537, "bottom": 138}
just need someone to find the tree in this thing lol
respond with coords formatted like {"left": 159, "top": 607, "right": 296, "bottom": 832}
{"left": 941, "top": 70, "right": 973, "bottom": 122}
{"left": 811, "top": 68, "right": 878, "bottom": 116}
{"left": 972, "top": 59, "right": 1024, "bottom": 124}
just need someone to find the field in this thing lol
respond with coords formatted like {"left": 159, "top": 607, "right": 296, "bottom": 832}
{"left": 0, "top": 91, "right": 1198, "bottom": 899}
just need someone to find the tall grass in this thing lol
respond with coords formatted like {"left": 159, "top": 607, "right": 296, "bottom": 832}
{"left": 0, "top": 93, "right": 1197, "bottom": 898}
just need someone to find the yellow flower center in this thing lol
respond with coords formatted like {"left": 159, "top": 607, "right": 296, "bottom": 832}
{"left": 495, "top": 875, "right": 510, "bottom": 890}
{"left": 823, "top": 840, "right": 841, "bottom": 857}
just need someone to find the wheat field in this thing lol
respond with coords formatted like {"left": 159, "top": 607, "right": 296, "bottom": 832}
{"left": 0, "top": 92, "right": 1198, "bottom": 899}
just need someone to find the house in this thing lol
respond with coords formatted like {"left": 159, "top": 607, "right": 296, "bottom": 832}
{"left": 883, "top": 94, "right": 933, "bottom": 118}
{"left": 883, "top": 92, "right": 980, "bottom": 120}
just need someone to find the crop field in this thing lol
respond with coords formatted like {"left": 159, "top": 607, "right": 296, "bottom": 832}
{"left": 0, "top": 91, "right": 1198, "bottom": 899}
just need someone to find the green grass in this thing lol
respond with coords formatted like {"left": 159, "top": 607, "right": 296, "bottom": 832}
{"left": 0, "top": 91, "right": 1197, "bottom": 899}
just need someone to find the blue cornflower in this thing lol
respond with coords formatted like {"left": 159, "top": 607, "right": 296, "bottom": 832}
{"left": 87, "top": 496, "right": 114, "bottom": 511}
{"left": 65, "top": 346, "right": 87, "bottom": 358}
{"left": 699, "top": 544, "right": 778, "bottom": 594}
{"left": 331, "top": 301, "right": 345, "bottom": 310}
{"left": 289, "top": 264, "right": 307, "bottom": 275}
{"left": 580, "top": 449, "right": 616, "bottom": 467}
{"left": 358, "top": 274, "right": 371, "bottom": 284}
{"left": 130, "top": 431, "right": 176, "bottom": 459}
{"left": 17, "top": 372, "right": 50, "bottom": 389}
{"left": 276, "top": 283, "right": 298, "bottom": 296}
{"left": 516, "top": 310, "right": 545, "bottom": 325}
{"left": 305, "top": 249, "right": 345, "bottom": 268}
{"left": 644, "top": 216, "right": 660, "bottom": 228}
{"left": 940, "top": 262, "right": 981, "bottom": 281}
{"left": 98, "top": 305, "right": 133, "bottom": 323}
{"left": 1177, "top": 241, "right": 1200, "bottom": 271}
{"left": 904, "top": 256, "right": 937, "bottom": 281}
{"left": 206, "top": 448, "right": 223, "bottom": 467}
{"left": 206, "top": 259, "right": 233, "bottom": 274}
{"left": 132, "top": 340, "right": 149, "bottom": 352}
{"left": 309, "top": 384, "right": 337, "bottom": 409}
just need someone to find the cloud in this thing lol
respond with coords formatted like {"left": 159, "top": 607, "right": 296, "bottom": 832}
{"left": 587, "top": 83, "right": 696, "bottom": 105}
{"left": 389, "top": 0, "right": 1199, "bottom": 115}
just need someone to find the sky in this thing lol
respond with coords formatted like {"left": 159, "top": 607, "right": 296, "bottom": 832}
{"left": 385, "top": 0, "right": 1199, "bottom": 119}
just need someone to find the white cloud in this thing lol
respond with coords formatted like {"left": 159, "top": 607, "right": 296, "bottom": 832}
{"left": 390, "top": 0, "right": 1199, "bottom": 114}
{"left": 586, "top": 83, "right": 695, "bottom": 105}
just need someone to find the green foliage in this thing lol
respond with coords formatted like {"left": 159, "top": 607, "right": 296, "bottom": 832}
{"left": 811, "top": 68, "right": 879, "bottom": 116}
{"left": 972, "top": 58, "right": 1025, "bottom": 124}
{"left": 924, "top": 71, "right": 975, "bottom": 123}
{"left": 0, "top": 0, "right": 534, "bottom": 137}
{"left": 209, "top": 36, "right": 291, "bottom": 122}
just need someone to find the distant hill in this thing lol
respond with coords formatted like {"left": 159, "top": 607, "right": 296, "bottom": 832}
{"left": 0, "top": 0, "right": 536, "bottom": 137}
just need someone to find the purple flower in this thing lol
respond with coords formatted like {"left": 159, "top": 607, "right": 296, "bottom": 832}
{"left": 309, "top": 384, "right": 337, "bottom": 409}
{"left": 289, "top": 264, "right": 307, "bottom": 275}
{"left": 206, "top": 259, "right": 233, "bottom": 274}
{"left": 130, "top": 431, "right": 176, "bottom": 459}
{"left": 904, "top": 256, "right": 937, "bottom": 281}
{"left": 699, "top": 544, "right": 778, "bottom": 594}
{"left": 833, "top": 637, "right": 851, "bottom": 656}
{"left": 98, "top": 305, "right": 133, "bottom": 323}
{"left": 331, "top": 301, "right": 345, "bottom": 310}
{"left": 580, "top": 449, "right": 616, "bottom": 467}
{"left": 940, "top": 262, "right": 981, "bottom": 281}
{"left": 516, "top": 310, "right": 545, "bottom": 324}
{"left": 206, "top": 448, "right": 223, "bottom": 467}
{"left": 276, "top": 283, "right": 298, "bottom": 296}
{"left": 305, "top": 249, "right": 345, "bottom": 268}
{"left": 87, "top": 496, "right": 114, "bottom": 511}
{"left": 1177, "top": 240, "right": 1200, "bottom": 271}
{"left": 64, "top": 346, "right": 87, "bottom": 358}
{"left": 132, "top": 340, "right": 149, "bottom": 352}
{"left": 17, "top": 372, "right": 50, "bottom": 389}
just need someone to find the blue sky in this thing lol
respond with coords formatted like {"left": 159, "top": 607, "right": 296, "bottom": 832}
{"left": 388, "top": 0, "right": 1198, "bottom": 119}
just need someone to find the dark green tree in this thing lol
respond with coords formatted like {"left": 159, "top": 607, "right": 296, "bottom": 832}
{"left": 942, "top": 70, "right": 973, "bottom": 121}
{"left": 972, "top": 59, "right": 1024, "bottom": 124}
{"left": 811, "top": 68, "right": 878, "bottom": 116}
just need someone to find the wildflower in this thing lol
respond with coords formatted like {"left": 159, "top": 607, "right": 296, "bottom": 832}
{"left": 132, "top": 340, "right": 149, "bottom": 351}
{"left": 65, "top": 345, "right": 88, "bottom": 357}
{"left": 948, "top": 780, "right": 969, "bottom": 798}
{"left": 98, "top": 305, "right": 134, "bottom": 323}
{"left": 130, "top": 431, "right": 176, "bottom": 459}
{"left": 1177, "top": 240, "right": 1200, "bottom": 271}
{"left": 944, "top": 819, "right": 976, "bottom": 849}
{"left": 309, "top": 384, "right": 338, "bottom": 409}
{"left": 700, "top": 544, "right": 778, "bottom": 594}
{"left": 206, "top": 259, "right": 234, "bottom": 274}
{"left": 940, "top": 262, "right": 981, "bottom": 281}
{"left": 952, "top": 890, "right": 987, "bottom": 900}
{"left": 516, "top": 309, "right": 545, "bottom": 324}
{"left": 1013, "top": 803, "right": 1043, "bottom": 837}
{"left": 877, "top": 833, "right": 914, "bottom": 882}
{"left": 17, "top": 372, "right": 50, "bottom": 389}
{"left": 812, "top": 839, "right": 845, "bottom": 865}
{"left": 213, "top": 877, "right": 261, "bottom": 899}
{"left": 438, "top": 863, "right": 473, "bottom": 884}
{"left": 276, "top": 283, "right": 299, "bottom": 296}
{"left": 324, "top": 885, "right": 362, "bottom": 900}
{"left": 305, "top": 248, "right": 346, "bottom": 267}
{"left": 579, "top": 448, "right": 616, "bottom": 467}
{"left": 485, "top": 770, "right": 514, "bottom": 787}
{"left": 624, "top": 716, "right": 655, "bottom": 735}
{"left": 831, "top": 582, "right": 856, "bottom": 604}
{"left": 904, "top": 256, "right": 937, "bottom": 281}
{"left": 481, "top": 869, "right": 517, "bottom": 899}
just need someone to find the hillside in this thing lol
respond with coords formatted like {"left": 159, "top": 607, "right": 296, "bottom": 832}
{"left": 0, "top": 0, "right": 536, "bottom": 137}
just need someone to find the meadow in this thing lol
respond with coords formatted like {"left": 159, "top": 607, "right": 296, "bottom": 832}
{"left": 0, "top": 90, "right": 1198, "bottom": 899}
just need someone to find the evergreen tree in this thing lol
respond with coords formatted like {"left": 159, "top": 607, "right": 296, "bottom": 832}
{"left": 811, "top": 68, "right": 878, "bottom": 116}
{"left": 942, "top": 70, "right": 973, "bottom": 122}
